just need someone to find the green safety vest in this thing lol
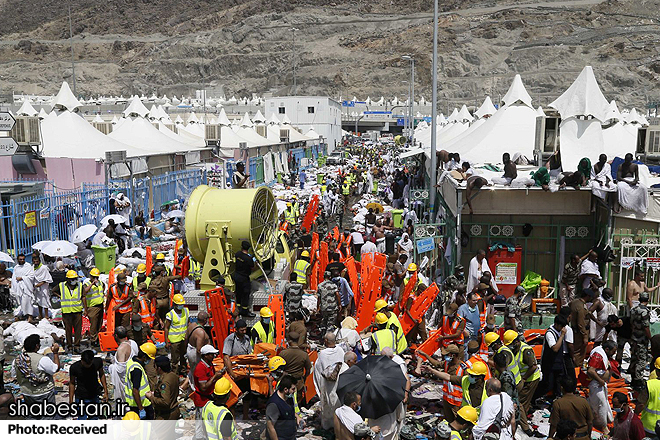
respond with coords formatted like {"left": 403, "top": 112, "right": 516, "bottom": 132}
{"left": 372, "top": 181, "right": 378, "bottom": 193}
{"left": 386, "top": 313, "right": 408, "bottom": 354}
{"left": 166, "top": 307, "right": 189, "bottom": 343}
{"left": 642, "top": 379, "right": 660, "bottom": 432}
{"left": 517, "top": 342, "right": 541, "bottom": 382}
{"left": 285, "top": 209, "right": 296, "bottom": 224}
{"left": 252, "top": 320, "right": 275, "bottom": 346}
{"left": 132, "top": 276, "right": 151, "bottom": 291}
{"left": 342, "top": 183, "right": 350, "bottom": 195}
{"left": 190, "top": 259, "right": 202, "bottom": 280}
{"left": 124, "top": 359, "right": 152, "bottom": 408}
{"left": 498, "top": 345, "right": 521, "bottom": 385}
{"left": 293, "top": 259, "right": 310, "bottom": 284}
{"left": 203, "top": 402, "right": 238, "bottom": 440}
{"left": 84, "top": 280, "right": 105, "bottom": 308}
{"left": 293, "top": 202, "right": 300, "bottom": 218}
{"left": 451, "top": 431, "right": 462, "bottom": 440}
{"left": 461, "top": 375, "right": 488, "bottom": 413}
{"left": 321, "top": 185, "right": 327, "bottom": 194}
{"left": 372, "top": 329, "right": 396, "bottom": 353}
{"left": 60, "top": 282, "right": 83, "bottom": 314}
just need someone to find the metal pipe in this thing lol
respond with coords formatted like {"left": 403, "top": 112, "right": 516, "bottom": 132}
{"left": 411, "top": 58, "right": 415, "bottom": 148}
{"left": 429, "top": 0, "right": 438, "bottom": 216}
{"left": 68, "top": 4, "right": 77, "bottom": 96}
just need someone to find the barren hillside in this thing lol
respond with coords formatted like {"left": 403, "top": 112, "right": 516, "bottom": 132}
{"left": 0, "top": 0, "right": 659, "bottom": 108}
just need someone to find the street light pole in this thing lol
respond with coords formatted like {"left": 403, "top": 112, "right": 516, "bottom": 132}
{"left": 291, "top": 28, "right": 299, "bottom": 95}
{"left": 68, "top": 3, "right": 77, "bottom": 96}
{"left": 429, "top": 0, "right": 438, "bottom": 216}
{"left": 402, "top": 55, "right": 415, "bottom": 147}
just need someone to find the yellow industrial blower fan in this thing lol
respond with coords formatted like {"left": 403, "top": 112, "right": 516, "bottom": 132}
{"left": 185, "top": 185, "right": 279, "bottom": 290}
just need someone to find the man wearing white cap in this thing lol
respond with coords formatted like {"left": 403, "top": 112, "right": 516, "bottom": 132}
{"left": 191, "top": 344, "right": 223, "bottom": 440}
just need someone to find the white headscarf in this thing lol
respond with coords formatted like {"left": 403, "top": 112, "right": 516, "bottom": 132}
{"left": 398, "top": 233, "right": 413, "bottom": 253}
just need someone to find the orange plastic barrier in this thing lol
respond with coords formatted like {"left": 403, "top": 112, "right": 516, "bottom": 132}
{"left": 305, "top": 350, "right": 318, "bottom": 403}
{"left": 268, "top": 294, "right": 286, "bottom": 346}
{"left": 301, "top": 195, "right": 320, "bottom": 232}
{"left": 205, "top": 288, "right": 232, "bottom": 352}
{"left": 394, "top": 272, "right": 417, "bottom": 316}
{"left": 416, "top": 328, "right": 443, "bottom": 356}
{"left": 320, "top": 241, "right": 329, "bottom": 275}
{"left": 399, "top": 284, "right": 439, "bottom": 334}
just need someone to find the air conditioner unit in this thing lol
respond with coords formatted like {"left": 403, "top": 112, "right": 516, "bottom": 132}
{"left": 256, "top": 125, "right": 267, "bottom": 137}
{"left": 92, "top": 121, "right": 113, "bottom": 135}
{"left": 10, "top": 116, "right": 40, "bottom": 145}
{"left": 205, "top": 125, "right": 221, "bottom": 141}
{"left": 279, "top": 129, "right": 289, "bottom": 143}
{"left": 164, "top": 123, "right": 177, "bottom": 133}
{"left": 105, "top": 150, "right": 127, "bottom": 164}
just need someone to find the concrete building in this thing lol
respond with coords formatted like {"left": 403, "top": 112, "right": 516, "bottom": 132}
{"left": 264, "top": 96, "right": 342, "bottom": 151}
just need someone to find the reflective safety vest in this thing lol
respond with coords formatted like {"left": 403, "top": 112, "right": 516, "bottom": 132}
{"left": 321, "top": 185, "right": 327, "bottom": 194}
{"left": 385, "top": 313, "right": 408, "bottom": 354}
{"left": 293, "top": 202, "right": 300, "bottom": 219}
{"left": 443, "top": 363, "right": 463, "bottom": 406}
{"left": 293, "top": 259, "right": 310, "bottom": 284}
{"left": 132, "top": 276, "right": 151, "bottom": 291}
{"left": 642, "top": 379, "right": 660, "bottom": 432}
{"left": 112, "top": 284, "right": 132, "bottom": 314}
{"left": 166, "top": 307, "right": 189, "bottom": 343}
{"left": 190, "top": 259, "right": 202, "bottom": 281}
{"left": 124, "top": 359, "right": 152, "bottom": 408}
{"left": 372, "top": 329, "right": 397, "bottom": 353}
{"left": 451, "top": 431, "right": 463, "bottom": 440}
{"left": 372, "top": 181, "right": 378, "bottom": 193}
{"left": 285, "top": 209, "right": 296, "bottom": 225}
{"left": 84, "top": 280, "right": 105, "bottom": 308}
{"left": 517, "top": 342, "right": 541, "bottom": 382}
{"left": 137, "top": 294, "right": 156, "bottom": 327}
{"left": 252, "top": 320, "right": 275, "bottom": 346}
{"left": 60, "top": 282, "right": 83, "bottom": 314}
{"left": 441, "top": 315, "right": 465, "bottom": 347}
{"left": 458, "top": 355, "right": 492, "bottom": 380}
{"left": 203, "top": 402, "right": 238, "bottom": 440}
{"left": 498, "top": 345, "right": 521, "bottom": 385}
{"left": 461, "top": 375, "right": 488, "bottom": 413}
{"left": 342, "top": 183, "right": 350, "bottom": 195}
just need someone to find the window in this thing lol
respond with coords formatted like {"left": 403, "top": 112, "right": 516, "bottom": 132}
{"left": 278, "top": 107, "right": 285, "bottom": 114}
{"left": 308, "top": 106, "right": 315, "bottom": 114}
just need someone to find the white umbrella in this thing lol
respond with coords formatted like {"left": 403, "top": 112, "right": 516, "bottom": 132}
{"left": 101, "top": 214, "right": 127, "bottom": 228}
{"left": 70, "top": 224, "right": 98, "bottom": 243}
{"left": 0, "top": 251, "right": 13, "bottom": 264}
{"left": 41, "top": 240, "right": 78, "bottom": 257}
{"left": 32, "top": 241, "right": 50, "bottom": 251}
{"left": 166, "top": 209, "right": 185, "bottom": 218}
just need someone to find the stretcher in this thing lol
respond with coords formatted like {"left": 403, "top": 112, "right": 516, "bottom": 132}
{"left": 394, "top": 272, "right": 417, "bottom": 316}
{"left": 345, "top": 257, "right": 359, "bottom": 302}
{"left": 305, "top": 350, "right": 318, "bottom": 403}
{"left": 205, "top": 287, "right": 233, "bottom": 352}
{"left": 399, "top": 284, "right": 439, "bottom": 334}
{"left": 99, "top": 330, "right": 165, "bottom": 352}
{"left": 268, "top": 294, "right": 286, "bottom": 346}
{"left": 355, "top": 253, "right": 386, "bottom": 331}
{"left": 145, "top": 245, "right": 153, "bottom": 274}
{"left": 301, "top": 195, "right": 320, "bottom": 232}
{"left": 416, "top": 328, "right": 443, "bottom": 357}
{"left": 319, "top": 241, "right": 329, "bottom": 276}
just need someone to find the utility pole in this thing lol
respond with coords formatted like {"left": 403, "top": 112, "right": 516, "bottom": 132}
{"left": 68, "top": 4, "right": 77, "bottom": 96}
{"left": 402, "top": 55, "right": 416, "bottom": 148}
{"left": 291, "top": 28, "right": 298, "bottom": 95}
{"left": 430, "top": 0, "right": 438, "bottom": 216}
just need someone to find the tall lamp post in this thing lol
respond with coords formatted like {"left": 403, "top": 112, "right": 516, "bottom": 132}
{"left": 291, "top": 28, "right": 299, "bottom": 95}
{"left": 429, "top": 1, "right": 438, "bottom": 216}
{"left": 402, "top": 55, "right": 415, "bottom": 147}
{"left": 402, "top": 80, "right": 410, "bottom": 139}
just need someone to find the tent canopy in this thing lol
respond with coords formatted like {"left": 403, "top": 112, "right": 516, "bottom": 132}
{"left": 549, "top": 66, "right": 609, "bottom": 122}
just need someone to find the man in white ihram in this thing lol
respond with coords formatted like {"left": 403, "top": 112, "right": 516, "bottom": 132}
{"left": 472, "top": 378, "right": 516, "bottom": 440}
{"left": 368, "top": 347, "right": 410, "bottom": 440}
{"left": 313, "top": 332, "right": 348, "bottom": 430}
{"left": 467, "top": 249, "right": 498, "bottom": 294}
{"left": 11, "top": 254, "right": 35, "bottom": 322}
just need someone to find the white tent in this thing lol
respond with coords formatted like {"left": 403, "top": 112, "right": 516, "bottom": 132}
{"left": 239, "top": 112, "right": 254, "bottom": 128}
{"left": 157, "top": 122, "right": 205, "bottom": 148}
{"left": 51, "top": 82, "right": 81, "bottom": 112}
{"left": 16, "top": 100, "right": 38, "bottom": 116}
{"left": 305, "top": 127, "right": 321, "bottom": 140}
{"left": 122, "top": 97, "right": 150, "bottom": 118}
{"left": 549, "top": 66, "right": 609, "bottom": 122}
{"left": 109, "top": 116, "right": 191, "bottom": 153}
{"left": 501, "top": 74, "right": 533, "bottom": 107}
{"left": 457, "top": 105, "right": 474, "bottom": 123}
{"left": 253, "top": 110, "right": 266, "bottom": 123}
{"left": 38, "top": 108, "right": 49, "bottom": 119}
{"left": 280, "top": 114, "right": 292, "bottom": 125}
{"left": 267, "top": 113, "right": 281, "bottom": 125}
{"left": 217, "top": 108, "right": 232, "bottom": 126}
{"left": 446, "top": 108, "right": 459, "bottom": 123}
{"left": 475, "top": 96, "right": 497, "bottom": 119}
{"left": 233, "top": 125, "right": 271, "bottom": 147}
{"left": 92, "top": 114, "right": 104, "bottom": 123}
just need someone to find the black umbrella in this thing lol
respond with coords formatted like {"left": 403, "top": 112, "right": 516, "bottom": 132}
{"left": 336, "top": 355, "right": 407, "bottom": 419}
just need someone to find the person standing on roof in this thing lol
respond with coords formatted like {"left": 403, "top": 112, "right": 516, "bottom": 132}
{"left": 232, "top": 161, "right": 249, "bottom": 188}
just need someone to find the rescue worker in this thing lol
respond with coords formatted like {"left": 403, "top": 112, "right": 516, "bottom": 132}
{"left": 108, "top": 272, "right": 133, "bottom": 330}
{"left": 203, "top": 377, "right": 238, "bottom": 440}
{"left": 439, "top": 303, "right": 466, "bottom": 355}
{"left": 427, "top": 361, "right": 489, "bottom": 415}
{"left": 417, "top": 344, "right": 463, "bottom": 423}
{"left": 233, "top": 241, "right": 255, "bottom": 317}
{"left": 268, "top": 356, "right": 301, "bottom": 417}
{"left": 60, "top": 270, "right": 85, "bottom": 354}
{"left": 630, "top": 292, "right": 652, "bottom": 390}
{"left": 150, "top": 265, "right": 181, "bottom": 327}
{"left": 125, "top": 342, "right": 156, "bottom": 419}
{"left": 146, "top": 356, "right": 180, "bottom": 420}
{"left": 165, "top": 294, "right": 189, "bottom": 375}
{"left": 152, "top": 253, "right": 171, "bottom": 276}
{"left": 403, "top": 263, "right": 422, "bottom": 288}
{"left": 477, "top": 314, "right": 498, "bottom": 358}
{"left": 374, "top": 298, "right": 408, "bottom": 355}
{"left": 318, "top": 270, "right": 341, "bottom": 331}
{"left": 285, "top": 203, "right": 296, "bottom": 226}
{"left": 450, "top": 406, "right": 478, "bottom": 440}
{"left": 82, "top": 267, "right": 105, "bottom": 348}
{"left": 293, "top": 250, "right": 312, "bottom": 287}
{"left": 133, "top": 284, "right": 157, "bottom": 328}
{"left": 251, "top": 307, "right": 275, "bottom": 346}
{"left": 342, "top": 178, "right": 351, "bottom": 206}
{"left": 133, "top": 263, "right": 151, "bottom": 291}
{"left": 129, "top": 313, "right": 157, "bottom": 346}
{"left": 639, "top": 357, "right": 660, "bottom": 435}
{"left": 506, "top": 330, "right": 540, "bottom": 436}
{"left": 485, "top": 331, "right": 521, "bottom": 386}
{"left": 370, "top": 313, "right": 398, "bottom": 354}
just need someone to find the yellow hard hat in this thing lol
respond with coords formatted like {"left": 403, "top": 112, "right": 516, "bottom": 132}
{"left": 287, "top": 202, "right": 292, "bottom": 207}
{"left": 89, "top": 268, "right": 100, "bottom": 277}
{"left": 213, "top": 377, "right": 233, "bottom": 396}
{"left": 466, "top": 361, "right": 488, "bottom": 376}
{"left": 156, "top": 253, "right": 165, "bottom": 260}
{"left": 301, "top": 250, "right": 310, "bottom": 258}
{"left": 655, "top": 357, "right": 660, "bottom": 370}
{"left": 268, "top": 356, "right": 287, "bottom": 372}
{"left": 407, "top": 263, "right": 417, "bottom": 271}
{"left": 375, "top": 312, "right": 388, "bottom": 325}
{"left": 140, "top": 342, "right": 157, "bottom": 359}
{"left": 484, "top": 332, "right": 500, "bottom": 347}
{"left": 136, "top": 263, "right": 147, "bottom": 274}
{"left": 260, "top": 307, "right": 274, "bottom": 318}
{"left": 66, "top": 270, "right": 78, "bottom": 279}
{"left": 374, "top": 299, "right": 388, "bottom": 312}
{"left": 123, "top": 411, "right": 141, "bottom": 421}
{"left": 503, "top": 330, "right": 519, "bottom": 346}
{"left": 172, "top": 294, "right": 185, "bottom": 305}
{"left": 457, "top": 405, "right": 478, "bottom": 424}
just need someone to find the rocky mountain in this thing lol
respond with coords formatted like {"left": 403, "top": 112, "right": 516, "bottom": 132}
{"left": 0, "top": 0, "right": 659, "bottom": 109}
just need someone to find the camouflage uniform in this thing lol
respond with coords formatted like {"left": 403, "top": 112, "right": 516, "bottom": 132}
{"left": 318, "top": 280, "right": 340, "bottom": 330}
{"left": 285, "top": 281, "right": 304, "bottom": 315}
{"left": 504, "top": 296, "right": 523, "bottom": 333}
{"left": 442, "top": 274, "right": 465, "bottom": 306}
{"left": 630, "top": 303, "right": 651, "bottom": 389}
{"left": 334, "top": 197, "right": 345, "bottom": 229}
{"left": 499, "top": 369, "right": 521, "bottom": 425}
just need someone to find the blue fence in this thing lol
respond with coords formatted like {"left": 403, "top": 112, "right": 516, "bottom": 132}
{"left": 0, "top": 169, "right": 206, "bottom": 256}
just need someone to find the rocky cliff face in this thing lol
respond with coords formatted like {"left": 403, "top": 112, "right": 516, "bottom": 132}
{"left": 1, "top": 0, "right": 658, "bottom": 109}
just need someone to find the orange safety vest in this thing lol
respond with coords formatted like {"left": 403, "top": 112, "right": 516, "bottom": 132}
{"left": 112, "top": 284, "right": 132, "bottom": 314}
{"left": 280, "top": 221, "right": 290, "bottom": 233}
{"left": 478, "top": 324, "right": 495, "bottom": 358}
{"left": 441, "top": 315, "right": 465, "bottom": 348}
{"left": 443, "top": 362, "right": 463, "bottom": 406}
{"left": 458, "top": 354, "right": 493, "bottom": 380}
{"left": 137, "top": 294, "right": 156, "bottom": 327}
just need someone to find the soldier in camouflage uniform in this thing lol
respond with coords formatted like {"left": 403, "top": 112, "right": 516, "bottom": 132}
{"left": 504, "top": 285, "right": 525, "bottom": 333}
{"left": 630, "top": 291, "right": 652, "bottom": 390}
{"left": 442, "top": 265, "right": 465, "bottom": 306}
{"left": 284, "top": 272, "right": 304, "bottom": 315}
{"left": 334, "top": 189, "right": 345, "bottom": 229}
{"left": 318, "top": 270, "right": 341, "bottom": 331}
